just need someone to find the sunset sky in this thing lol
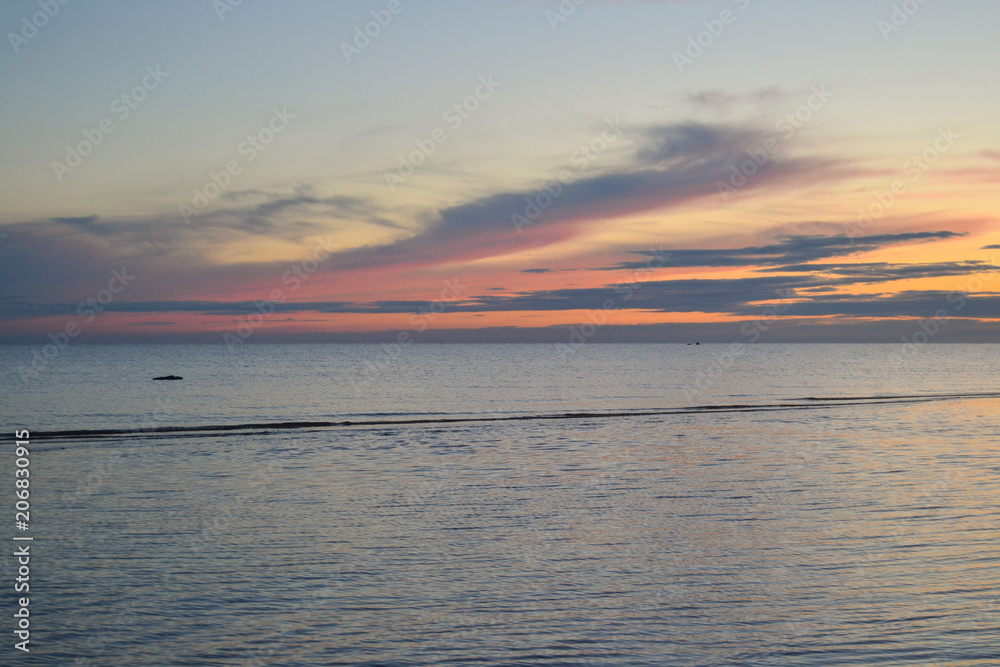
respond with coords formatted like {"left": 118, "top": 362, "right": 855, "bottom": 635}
{"left": 2, "top": 0, "right": 999, "bottom": 343}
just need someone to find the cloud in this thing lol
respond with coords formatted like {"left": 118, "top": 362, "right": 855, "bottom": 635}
{"left": 49, "top": 215, "right": 101, "bottom": 227}
{"left": 0, "top": 118, "right": 853, "bottom": 310}
{"left": 634, "top": 123, "right": 755, "bottom": 164}
{"left": 328, "top": 121, "right": 846, "bottom": 272}
{"left": 0, "top": 300, "right": 351, "bottom": 318}
{"left": 762, "top": 260, "right": 991, "bottom": 281}
{"left": 8, "top": 257, "right": 996, "bottom": 322}
{"left": 2, "top": 208, "right": 993, "bottom": 330}
{"left": 605, "top": 231, "right": 965, "bottom": 270}
{"left": 761, "top": 291, "right": 1000, "bottom": 319}
{"left": 4, "top": 116, "right": 983, "bottom": 343}
{"left": 0, "top": 187, "right": 403, "bottom": 303}
{"left": 685, "top": 86, "right": 790, "bottom": 112}
{"left": 220, "top": 189, "right": 410, "bottom": 233}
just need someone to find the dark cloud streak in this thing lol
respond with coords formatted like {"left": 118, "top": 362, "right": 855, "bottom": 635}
{"left": 605, "top": 232, "right": 964, "bottom": 270}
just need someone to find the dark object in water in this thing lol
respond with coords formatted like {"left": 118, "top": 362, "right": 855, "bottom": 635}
{"left": 153, "top": 375, "right": 183, "bottom": 381}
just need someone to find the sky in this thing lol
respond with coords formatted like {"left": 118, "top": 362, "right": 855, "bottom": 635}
{"left": 1, "top": 0, "right": 999, "bottom": 344}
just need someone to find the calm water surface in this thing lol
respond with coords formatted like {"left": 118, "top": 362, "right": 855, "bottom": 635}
{"left": 1, "top": 344, "right": 998, "bottom": 665}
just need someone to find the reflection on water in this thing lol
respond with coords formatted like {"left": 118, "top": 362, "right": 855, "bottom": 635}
{"left": 32, "top": 395, "right": 1000, "bottom": 665}
{"left": 6, "top": 345, "right": 1000, "bottom": 664}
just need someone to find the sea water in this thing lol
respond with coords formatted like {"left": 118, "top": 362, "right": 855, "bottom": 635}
{"left": 1, "top": 344, "right": 998, "bottom": 665}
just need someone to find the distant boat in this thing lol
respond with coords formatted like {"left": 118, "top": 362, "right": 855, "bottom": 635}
{"left": 153, "top": 375, "right": 183, "bottom": 381}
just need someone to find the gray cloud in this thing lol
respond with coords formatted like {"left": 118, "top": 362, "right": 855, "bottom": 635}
{"left": 0, "top": 120, "right": 848, "bottom": 307}
{"left": 762, "top": 260, "right": 992, "bottom": 281}
{"left": 6, "top": 264, "right": 996, "bottom": 322}
{"left": 685, "top": 86, "right": 790, "bottom": 112}
{"left": 302, "top": 121, "right": 847, "bottom": 273}
{"left": 606, "top": 232, "right": 965, "bottom": 270}
{"left": 3, "top": 111, "right": 992, "bottom": 344}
